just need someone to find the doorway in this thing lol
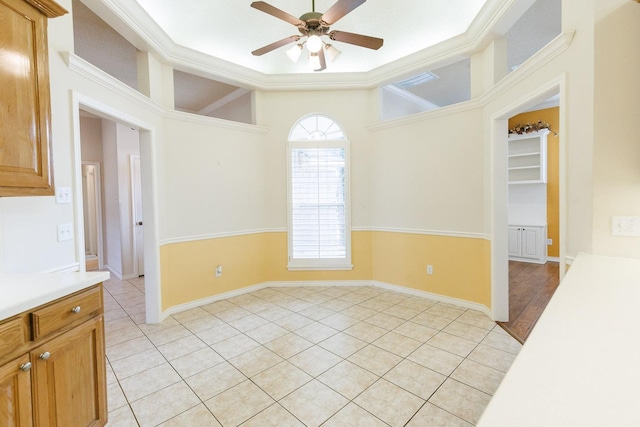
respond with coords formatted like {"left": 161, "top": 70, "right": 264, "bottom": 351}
{"left": 490, "top": 77, "right": 567, "bottom": 325}
{"left": 73, "top": 92, "right": 161, "bottom": 323}
{"left": 500, "top": 104, "right": 562, "bottom": 342}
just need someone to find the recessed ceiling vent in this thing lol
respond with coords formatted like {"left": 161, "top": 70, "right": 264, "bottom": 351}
{"left": 395, "top": 71, "right": 439, "bottom": 89}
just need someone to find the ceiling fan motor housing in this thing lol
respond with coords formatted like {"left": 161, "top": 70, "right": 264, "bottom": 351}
{"left": 298, "top": 11, "right": 329, "bottom": 35}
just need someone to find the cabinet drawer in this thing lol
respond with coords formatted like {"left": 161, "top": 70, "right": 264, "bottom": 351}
{"left": 31, "top": 286, "right": 102, "bottom": 340}
{"left": 0, "top": 317, "right": 27, "bottom": 357}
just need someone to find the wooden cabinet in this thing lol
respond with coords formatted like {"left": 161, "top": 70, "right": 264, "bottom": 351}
{"left": 508, "top": 225, "right": 547, "bottom": 264}
{"left": 0, "top": 0, "right": 67, "bottom": 196}
{"left": 508, "top": 130, "right": 548, "bottom": 184}
{"left": 0, "top": 354, "right": 33, "bottom": 426}
{"left": 0, "top": 285, "right": 106, "bottom": 427}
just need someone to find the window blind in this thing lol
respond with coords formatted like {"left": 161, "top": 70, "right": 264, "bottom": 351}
{"left": 291, "top": 147, "right": 346, "bottom": 259}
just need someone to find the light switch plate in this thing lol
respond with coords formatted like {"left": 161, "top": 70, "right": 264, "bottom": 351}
{"left": 611, "top": 216, "right": 640, "bottom": 237}
{"left": 56, "top": 187, "right": 71, "bottom": 204}
{"left": 57, "top": 224, "right": 73, "bottom": 241}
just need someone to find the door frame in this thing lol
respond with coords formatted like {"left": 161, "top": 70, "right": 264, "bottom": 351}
{"left": 490, "top": 74, "right": 567, "bottom": 321}
{"left": 71, "top": 91, "right": 162, "bottom": 323}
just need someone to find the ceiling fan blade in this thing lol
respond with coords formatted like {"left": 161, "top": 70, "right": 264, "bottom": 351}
{"left": 315, "top": 48, "right": 327, "bottom": 72}
{"left": 250, "top": 1, "right": 303, "bottom": 26}
{"left": 329, "top": 31, "right": 383, "bottom": 50}
{"left": 321, "top": 0, "right": 366, "bottom": 25}
{"left": 252, "top": 36, "right": 300, "bottom": 56}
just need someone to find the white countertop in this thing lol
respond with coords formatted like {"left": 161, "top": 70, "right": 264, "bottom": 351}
{"left": 478, "top": 253, "right": 640, "bottom": 426}
{"left": 0, "top": 271, "right": 110, "bottom": 321}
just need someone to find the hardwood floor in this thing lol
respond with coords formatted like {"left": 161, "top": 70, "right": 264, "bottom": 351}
{"left": 498, "top": 261, "right": 560, "bottom": 343}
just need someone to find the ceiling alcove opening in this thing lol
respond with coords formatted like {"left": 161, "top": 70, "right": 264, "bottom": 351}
{"left": 173, "top": 71, "right": 254, "bottom": 125}
{"left": 72, "top": 0, "right": 255, "bottom": 125}
{"left": 380, "top": 0, "right": 562, "bottom": 121}
{"left": 381, "top": 58, "right": 471, "bottom": 121}
{"left": 73, "top": 0, "right": 138, "bottom": 90}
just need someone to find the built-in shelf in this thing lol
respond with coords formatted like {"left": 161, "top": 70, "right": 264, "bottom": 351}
{"left": 508, "top": 130, "right": 548, "bottom": 184}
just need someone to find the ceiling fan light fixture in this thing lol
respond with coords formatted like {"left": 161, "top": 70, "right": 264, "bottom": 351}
{"left": 325, "top": 44, "right": 341, "bottom": 62}
{"left": 309, "top": 52, "right": 322, "bottom": 70}
{"left": 286, "top": 44, "right": 303, "bottom": 62}
{"left": 306, "top": 35, "right": 323, "bottom": 53}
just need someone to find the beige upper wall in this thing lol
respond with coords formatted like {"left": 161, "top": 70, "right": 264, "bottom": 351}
{"left": 160, "top": 116, "right": 270, "bottom": 240}
{"left": 592, "top": 0, "right": 640, "bottom": 258}
{"left": 255, "top": 89, "right": 378, "bottom": 230}
{"left": 369, "top": 107, "right": 485, "bottom": 234}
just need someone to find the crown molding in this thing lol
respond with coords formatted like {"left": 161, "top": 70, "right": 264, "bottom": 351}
{"left": 26, "top": 0, "right": 68, "bottom": 17}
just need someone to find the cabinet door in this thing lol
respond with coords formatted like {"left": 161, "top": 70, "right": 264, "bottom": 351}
{"left": 507, "top": 227, "right": 522, "bottom": 257}
{"left": 0, "top": 354, "right": 33, "bottom": 427}
{"left": 520, "top": 227, "right": 541, "bottom": 260}
{"left": 31, "top": 318, "right": 106, "bottom": 427}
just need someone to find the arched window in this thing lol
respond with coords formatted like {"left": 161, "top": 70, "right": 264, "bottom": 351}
{"left": 287, "top": 114, "right": 352, "bottom": 270}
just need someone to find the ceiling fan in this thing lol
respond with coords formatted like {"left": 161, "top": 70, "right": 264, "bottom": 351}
{"left": 250, "top": 0, "right": 383, "bottom": 71}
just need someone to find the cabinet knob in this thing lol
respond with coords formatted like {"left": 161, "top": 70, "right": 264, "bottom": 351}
{"left": 20, "top": 362, "right": 32, "bottom": 372}
{"left": 71, "top": 306, "right": 81, "bottom": 314}
{"left": 39, "top": 352, "right": 51, "bottom": 360}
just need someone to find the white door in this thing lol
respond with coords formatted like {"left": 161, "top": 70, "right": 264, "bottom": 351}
{"left": 520, "top": 227, "right": 539, "bottom": 260}
{"left": 82, "top": 162, "right": 103, "bottom": 269}
{"left": 132, "top": 156, "right": 144, "bottom": 276}
{"left": 507, "top": 227, "right": 521, "bottom": 258}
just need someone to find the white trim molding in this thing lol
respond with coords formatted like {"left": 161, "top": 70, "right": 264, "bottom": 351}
{"left": 161, "top": 226, "right": 490, "bottom": 246}
{"left": 354, "top": 226, "right": 491, "bottom": 241}
{"left": 159, "top": 228, "right": 287, "bottom": 246}
{"left": 371, "top": 280, "right": 493, "bottom": 319}
{"left": 160, "top": 279, "right": 493, "bottom": 322}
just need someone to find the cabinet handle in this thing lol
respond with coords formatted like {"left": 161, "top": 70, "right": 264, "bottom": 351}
{"left": 39, "top": 352, "right": 51, "bottom": 360}
{"left": 71, "top": 306, "right": 81, "bottom": 314}
{"left": 20, "top": 362, "right": 32, "bottom": 372}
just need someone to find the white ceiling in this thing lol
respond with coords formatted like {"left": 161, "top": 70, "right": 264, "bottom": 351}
{"left": 74, "top": 0, "right": 561, "bottom": 113}
{"left": 131, "top": 0, "right": 489, "bottom": 75}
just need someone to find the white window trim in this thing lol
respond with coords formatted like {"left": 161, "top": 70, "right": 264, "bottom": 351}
{"left": 287, "top": 138, "right": 353, "bottom": 271}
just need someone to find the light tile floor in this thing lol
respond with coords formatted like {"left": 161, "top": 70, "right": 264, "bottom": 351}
{"left": 103, "top": 276, "right": 522, "bottom": 427}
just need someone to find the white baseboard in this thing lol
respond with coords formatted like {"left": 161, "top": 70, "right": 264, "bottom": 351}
{"left": 371, "top": 281, "right": 493, "bottom": 319}
{"left": 547, "top": 256, "right": 560, "bottom": 262}
{"left": 161, "top": 282, "right": 269, "bottom": 321}
{"left": 266, "top": 280, "right": 374, "bottom": 288}
{"left": 104, "top": 265, "right": 123, "bottom": 280}
{"left": 160, "top": 280, "right": 493, "bottom": 322}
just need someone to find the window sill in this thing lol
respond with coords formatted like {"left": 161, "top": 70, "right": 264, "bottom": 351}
{"left": 287, "top": 264, "right": 354, "bottom": 271}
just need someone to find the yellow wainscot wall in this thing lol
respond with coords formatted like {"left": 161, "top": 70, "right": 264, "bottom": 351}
{"left": 160, "top": 230, "right": 491, "bottom": 313}
{"left": 160, "top": 233, "right": 270, "bottom": 310}
{"left": 371, "top": 232, "right": 491, "bottom": 309}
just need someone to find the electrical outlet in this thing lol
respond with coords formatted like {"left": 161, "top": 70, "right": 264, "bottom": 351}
{"left": 57, "top": 224, "right": 73, "bottom": 241}
{"left": 612, "top": 216, "right": 640, "bottom": 237}
{"left": 427, "top": 265, "right": 433, "bottom": 275}
{"left": 547, "top": 238, "right": 553, "bottom": 245}
{"left": 215, "top": 265, "right": 222, "bottom": 277}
